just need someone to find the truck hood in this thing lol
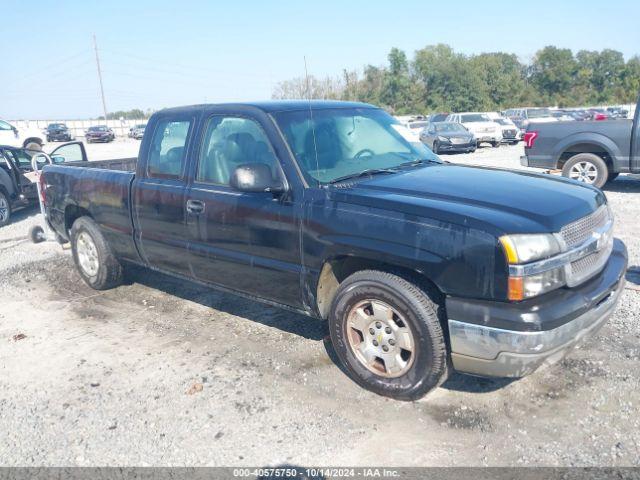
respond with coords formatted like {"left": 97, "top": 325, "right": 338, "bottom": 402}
{"left": 331, "top": 164, "right": 605, "bottom": 235}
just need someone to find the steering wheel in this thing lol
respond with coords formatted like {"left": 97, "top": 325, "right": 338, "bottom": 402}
{"left": 353, "top": 149, "right": 375, "bottom": 161}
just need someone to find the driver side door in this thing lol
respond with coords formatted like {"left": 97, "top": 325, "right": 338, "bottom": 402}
{"left": 185, "top": 114, "right": 303, "bottom": 308}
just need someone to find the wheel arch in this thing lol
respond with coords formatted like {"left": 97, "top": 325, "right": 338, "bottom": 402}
{"left": 315, "top": 254, "right": 444, "bottom": 320}
{"left": 64, "top": 204, "right": 93, "bottom": 234}
{"left": 554, "top": 134, "right": 620, "bottom": 171}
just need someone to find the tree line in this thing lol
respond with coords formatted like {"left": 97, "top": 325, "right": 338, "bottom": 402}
{"left": 272, "top": 44, "right": 640, "bottom": 114}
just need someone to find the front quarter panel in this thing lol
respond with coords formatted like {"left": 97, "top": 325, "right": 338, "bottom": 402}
{"left": 302, "top": 189, "right": 504, "bottom": 304}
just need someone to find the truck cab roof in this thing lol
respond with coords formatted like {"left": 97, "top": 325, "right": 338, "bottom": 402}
{"left": 157, "top": 100, "right": 378, "bottom": 115}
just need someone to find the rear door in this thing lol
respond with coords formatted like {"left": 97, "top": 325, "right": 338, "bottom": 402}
{"left": 132, "top": 115, "right": 195, "bottom": 275}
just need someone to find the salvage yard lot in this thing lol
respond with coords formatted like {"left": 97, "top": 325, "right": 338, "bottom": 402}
{"left": 0, "top": 140, "right": 639, "bottom": 466}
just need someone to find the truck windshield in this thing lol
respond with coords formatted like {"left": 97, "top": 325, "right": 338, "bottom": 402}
{"left": 273, "top": 107, "right": 439, "bottom": 185}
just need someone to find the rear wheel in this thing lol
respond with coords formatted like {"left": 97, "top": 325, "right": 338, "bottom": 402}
{"left": 0, "top": 190, "right": 11, "bottom": 227}
{"left": 562, "top": 153, "right": 608, "bottom": 189}
{"left": 492, "top": 141, "right": 500, "bottom": 148}
{"left": 329, "top": 270, "right": 449, "bottom": 401}
{"left": 70, "top": 217, "right": 123, "bottom": 290}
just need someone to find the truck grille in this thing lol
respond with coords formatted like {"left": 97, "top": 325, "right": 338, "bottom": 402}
{"left": 560, "top": 206, "right": 613, "bottom": 286}
{"left": 560, "top": 206, "right": 610, "bottom": 248}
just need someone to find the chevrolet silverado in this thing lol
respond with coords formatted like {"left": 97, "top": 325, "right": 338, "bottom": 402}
{"left": 39, "top": 101, "right": 627, "bottom": 400}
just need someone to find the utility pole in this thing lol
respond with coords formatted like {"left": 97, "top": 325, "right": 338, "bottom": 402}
{"left": 93, "top": 34, "right": 108, "bottom": 121}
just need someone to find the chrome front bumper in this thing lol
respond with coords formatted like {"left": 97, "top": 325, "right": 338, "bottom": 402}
{"left": 448, "top": 241, "right": 627, "bottom": 378}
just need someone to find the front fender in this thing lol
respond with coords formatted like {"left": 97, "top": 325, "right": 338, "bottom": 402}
{"left": 305, "top": 211, "right": 503, "bottom": 302}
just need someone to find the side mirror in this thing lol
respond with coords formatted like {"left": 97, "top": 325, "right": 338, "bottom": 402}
{"left": 51, "top": 155, "right": 66, "bottom": 164}
{"left": 230, "top": 163, "right": 286, "bottom": 193}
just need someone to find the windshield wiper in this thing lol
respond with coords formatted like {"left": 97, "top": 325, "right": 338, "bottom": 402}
{"left": 328, "top": 168, "right": 397, "bottom": 184}
{"left": 397, "top": 158, "right": 442, "bottom": 168}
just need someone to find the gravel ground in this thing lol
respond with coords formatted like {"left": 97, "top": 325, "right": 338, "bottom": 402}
{"left": 0, "top": 140, "right": 639, "bottom": 467}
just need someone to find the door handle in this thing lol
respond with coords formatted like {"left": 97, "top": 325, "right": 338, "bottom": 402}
{"left": 186, "top": 199, "right": 205, "bottom": 214}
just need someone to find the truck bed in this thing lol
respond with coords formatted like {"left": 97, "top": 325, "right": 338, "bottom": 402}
{"left": 62, "top": 157, "right": 137, "bottom": 172}
{"left": 43, "top": 158, "right": 141, "bottom": 263}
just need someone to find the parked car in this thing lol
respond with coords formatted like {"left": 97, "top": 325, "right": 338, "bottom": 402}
{"left": 562, "top": 109, "right": 591, "bottom": 121}
{"left": 521, "top": 93, "right": 640, "bottom": 188}
{"left": 131, "top": 124, "right": 147, "bottom": 140}
{"left": 550, "top": 111, "right": 574, "bottom": 122}
{"left": 606, "top": 107, "right": 629, "bottom": 119}
{"left": 493, "top": 118, "right": 520, "bottom": 144}
{"left": 46, "top": 123, "right": 73, "bottom": 142}
{"left": 587, "top": 108, "right": 610, "bottom": 121}
{"left": 0, "top": 142, "right": 81, "bottom": 226}
{"left": 40, "top": 101, "right": 627, "bottom": 401}
{"left": 419, "top": 122, "right": 476, "bottom": 153}
{"left": 0, "top": 119, "right": 45, "bottom": 149}
{"left": 85, "top": 125, "right": 115, "bottom": 143}
{"left": 445, "top": 112, "right": 502, "bottom": 147}
{"left": 504, "top": 108, "right": 558, "bottom": 130}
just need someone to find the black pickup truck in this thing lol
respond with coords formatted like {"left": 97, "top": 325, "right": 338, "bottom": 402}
{"left": 40, "top": 101, "right": 627, "bottom": 400}
{"left": 521, "top": 95, "right": 639, "bottom": 188}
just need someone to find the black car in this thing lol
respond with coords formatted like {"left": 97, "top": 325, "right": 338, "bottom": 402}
{"left": 46, "top": 123, "right": 73, "bottom": 142}
{"left": 0, "top": 141, "right": 83, "bottom": 226}
{"left": 85, "top": 125, "right": 115, "bottom": 143}
{"left": 419, "top": 122, "right": 476, "bottom": 153}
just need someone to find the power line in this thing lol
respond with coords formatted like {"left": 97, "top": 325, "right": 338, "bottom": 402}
{"left": 93, "top": 34, "right": 108, "bottom": 120}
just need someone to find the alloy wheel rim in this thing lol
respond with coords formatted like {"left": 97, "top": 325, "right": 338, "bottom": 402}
{"left": 569, "top": 162, "right": 598, "bottom": 184}
{"left": 76, "top": 232, "right": 99, "bottom": 276}
{"left": 0, "top": 196, "right": 8, "bottom": 222}
{"left": 346, "top": 299, "right": 415, "bottom": 378}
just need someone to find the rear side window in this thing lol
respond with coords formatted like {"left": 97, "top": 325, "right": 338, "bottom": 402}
{"left": 147, "top": 119, "right": 192, "bottom": 179}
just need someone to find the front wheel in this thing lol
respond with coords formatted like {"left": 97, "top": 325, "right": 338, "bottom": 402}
{"left": 329, "top": 270, "right": 449, "bottom": 401}
{"left": 432, "top": 141, "right": 439, "bottom": 154}
{"left": 562, "top": 153, "right": 608, "bottom": 189}
{"left": 70, "top": 216, "right": 123, "bottom": 290}
{"left": 492, "top": 141, "right": 500, "bottom": 148}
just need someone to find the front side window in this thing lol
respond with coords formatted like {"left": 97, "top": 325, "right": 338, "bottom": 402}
{"left": 274, "top": 107, "right": 439, "bottom": 185}
{"left": 0, "top": 121, "right": 13, "bottom": 131}
{"left": 197, "top": 116, "right": 280, "bottom": 185}
{"left": 147, "top": 119, "right": 191, "bottom": 179}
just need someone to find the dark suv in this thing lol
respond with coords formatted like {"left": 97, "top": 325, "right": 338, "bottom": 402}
{"left": 46, "top": 123, "right": 73, "bottom": 142}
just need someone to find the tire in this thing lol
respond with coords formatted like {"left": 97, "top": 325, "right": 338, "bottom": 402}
{"left": 70, "top": 216, "right": 123, "bottom": 290}
{"left": 0, "top": 189, "right": 12, "bottom": 227}
{"left": 492, "top": 141, "right": 500, "bottom": 148}
{"left": 432, "top": 141, "right": 439, "bottom": 154}
{"left": 29, "top": 225, "right": 46, "bottom": 243}
{"left": 22, "top": 137, "right": 43, "bottom": 148}
{"left": 329, "top": 270, "right": 449, "bottom": 401}
{"left": 561, "top": 153, "right": 608, "bottom": 189}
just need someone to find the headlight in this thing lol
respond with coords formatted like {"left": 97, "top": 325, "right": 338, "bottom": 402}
{"left": 437, "top": 135, "right": 449, "bottom": 142}
{"left": 500, "top": 234, "right": 561, "bottom": 263}
{"left": 500, "top": 234, "right": 565, "bottom": 301}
